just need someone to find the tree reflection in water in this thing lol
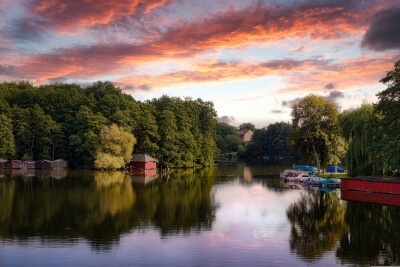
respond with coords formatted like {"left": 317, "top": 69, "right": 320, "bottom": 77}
{"left": 0, "top": 169, "right": 216, "bottom": 251}
{"left": 337, "top": 202, "right": 400, "bottom": 266}
{"left": 286, "top": 189, "right": 347, "bottom": 260}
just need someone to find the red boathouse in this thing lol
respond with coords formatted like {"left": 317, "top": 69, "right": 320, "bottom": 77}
{"left": 341, "top": 177, "right": 400, "bottom": 207}
{"left": 341, "top": 177, "right": 400, "bottom": 195}
{"left": 129, "top": 154, "right": 158, "bottom": 170}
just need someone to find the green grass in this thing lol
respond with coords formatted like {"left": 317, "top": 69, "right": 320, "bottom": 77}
{"left": 319, "top": 173, "right": 348, "bottom": 179}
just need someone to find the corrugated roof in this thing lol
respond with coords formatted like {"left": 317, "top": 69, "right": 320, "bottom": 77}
{"left": 132, "top": 154, "right": 158, "bottom": 162}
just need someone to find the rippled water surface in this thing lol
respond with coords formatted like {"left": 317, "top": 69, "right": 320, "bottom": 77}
{"left": 1, "top": 164, "right": 399, "bottom": 266}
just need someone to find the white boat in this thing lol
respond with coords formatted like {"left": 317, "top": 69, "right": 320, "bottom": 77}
{"left": 281, "top": 170, "right": 310, "bottom": 183}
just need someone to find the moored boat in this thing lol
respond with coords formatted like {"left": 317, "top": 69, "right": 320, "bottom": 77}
{"left": 319, "top": 178, "right": 341, "bottom": 188}
{"left": 281, "top": 170, "right": 310, "bottom": 183}
{"left": 304, "top": 177, "right": 341, "bottom": 188}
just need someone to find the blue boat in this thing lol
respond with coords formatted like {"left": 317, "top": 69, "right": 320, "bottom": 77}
{"left": 304, "top": 177, "right": 341, "bottom": 188}
{"left": 319, "top": 178, "right": 341, "bottom": 188}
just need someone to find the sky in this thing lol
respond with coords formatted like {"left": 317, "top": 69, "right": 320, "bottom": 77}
{"left": 0, "top": 0, "right": 399, "bottom": 128}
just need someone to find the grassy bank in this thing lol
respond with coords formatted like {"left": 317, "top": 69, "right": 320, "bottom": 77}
{"left": 320, "top": 173, "right": 348, "bottom": 179}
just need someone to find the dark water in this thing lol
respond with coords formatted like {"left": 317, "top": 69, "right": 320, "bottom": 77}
{"left": 1, "top": 163, "right": 400, "bottom": 267}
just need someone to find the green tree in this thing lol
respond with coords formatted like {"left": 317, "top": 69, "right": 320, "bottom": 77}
{"left": 68, "top": 106, "right": 108, "bottom": 167}
{"left": 216, "top": 122, "right": 241, "bottom": 155}
{"left": 239, "top": 122, "right": 255, "bottom": 131}
{"left": 196, "top": 99, "right": 217, "bottom": 166}
{"left": 11, "top": 104, "right": 59, "bottom": 160}
{"left": 339, "top": 104, "right": 376, "bottom": 176}
{"left": 290, "top": 95, "right": 341, "bottom": 171}
{"left": 94, "top": 124, "right": 136, "bottom": 169}
{"left": 133, "top": 103, "right": 159, "bottom": 156}
{"left": 157, "top": 109, "right": 179, "bottom": 167}
{"left": 0, "top": 114, "right": 15, "bottom": 158}
{"left": 374, "top": 60, "right": 400, "bottom": 175}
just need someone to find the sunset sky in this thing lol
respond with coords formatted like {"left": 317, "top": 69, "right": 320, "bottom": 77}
{"left": 1, "top": 0, "right": 399, "bottom": 127}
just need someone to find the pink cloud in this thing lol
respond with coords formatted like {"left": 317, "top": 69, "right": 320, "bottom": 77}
{"left": 32, "top": 0, "right": 171, "bottom": 31}
{"left": 3, "top": 0, "right": 398, "bottom": 86}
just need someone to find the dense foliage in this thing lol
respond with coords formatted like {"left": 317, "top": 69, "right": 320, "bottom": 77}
{"left": 338, "top": 104, "right": 377, "bottom": 176}
{"left": 290, "top": 95, "right": 343, "bottom": 171}
{"left": 245, "top": 122, "right": 296, "bottom": 159}
{"left": 0, "top": 81, "right": 217, "bottom": 168}
{"left": 338, "top": 60, "right": 400, "bottom": 176}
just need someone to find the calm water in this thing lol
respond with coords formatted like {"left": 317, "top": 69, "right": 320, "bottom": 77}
{"left": 1, "top": 163, "right": 399, "bottom": 267}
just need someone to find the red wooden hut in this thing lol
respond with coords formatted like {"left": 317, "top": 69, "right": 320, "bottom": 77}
{"left": 129, "top": 154, "right": 158, "bottom": 170}
{"left": 4, "top": 160, "right": 23, "bottom": 169}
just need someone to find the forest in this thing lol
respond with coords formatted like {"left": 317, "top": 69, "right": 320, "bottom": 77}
{"left": 0, "top": 60, "right": 399, "bottom": 175}
{"left": 0, "top": 81, "right": 217, "bottom": 169}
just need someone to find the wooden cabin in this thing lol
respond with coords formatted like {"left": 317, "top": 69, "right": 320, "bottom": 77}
{"left": 130, "top": 154, "right": 158, "bottom": 170}
{"left": 51, "top": 159, "right": 68, "bottom": 169}
{"left": 0, "top": 159, "right": 7, "bottom": 169}
{"left": 4, "top": 160, "right": 23, "bottom": 169}
{"left": 35, "top": 160, "right": 52, "bottom": 169}
{"left": 22, "top": 161, "right": 36, "bottom": 169}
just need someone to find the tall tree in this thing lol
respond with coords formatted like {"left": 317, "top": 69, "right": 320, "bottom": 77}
{"left": 157, "top": 109, "right": 179, "bottom": 167}
{"left": 133, "top": 103, "right": 159, "bottom": 157}
{"left": 68, "top": 106, "right": 108, "bottom": 167}
{"left": 374, "top": 60, "right": 400, "bottom": 175}
{"left": 290, "top": 95, "right": 341, "bottom": 171}
{"left": 0, "top": 114, "right": 15, "bottom": 159}
{"left": 239, "top": 122, "right": 255, "bottom": 132}
{"left": 339, "top": 104, "right": 376, "bottom": 176}
{"left": 94, "top": 124, "right": 136, "bottom": 169}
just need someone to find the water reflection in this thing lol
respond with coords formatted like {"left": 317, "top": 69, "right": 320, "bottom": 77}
{"left": 2, "top": 165, "right": 400, "bottom": 266}
{"left": 286, "top": 189, "right": 347, "bottom": 260}
{"left": 337, "top": 202, "right": 400, "bottom": 266}
{"left": 0, "top": 169, "right": 216, "bottom": 251}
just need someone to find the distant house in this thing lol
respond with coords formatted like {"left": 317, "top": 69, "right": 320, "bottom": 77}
{"left": 129, "top": 154, "right": 158, "bottom": 170}
{"left": 237, "top": 129, "right": 254, "bottom": 143}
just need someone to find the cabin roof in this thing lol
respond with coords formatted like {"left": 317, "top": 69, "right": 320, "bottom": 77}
{"left": 132, "top": 154, "right": 158, "bottom": 163}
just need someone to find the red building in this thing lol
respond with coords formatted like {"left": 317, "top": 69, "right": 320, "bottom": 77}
{"left": 4, "top": 160, "right": 23, "bottom": 169}
{"left": 129, "top": 154, "right": 158, "bottom": 170}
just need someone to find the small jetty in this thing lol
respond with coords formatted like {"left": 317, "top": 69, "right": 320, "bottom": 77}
{"left": 340, "top": 176, "right": 400, "bottom": 207}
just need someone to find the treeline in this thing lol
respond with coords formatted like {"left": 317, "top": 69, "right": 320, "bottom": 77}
{"left": 338, "top": 61, "right": 400, "bottom": 176}
{"left": 0, "top": 81, "right": 217, "bottom": 168}
{"left": 216, "top": 121, "right": 296, "bottom": 159}
{"left": 289, "top": 60, "right": 400, "bottom": 177}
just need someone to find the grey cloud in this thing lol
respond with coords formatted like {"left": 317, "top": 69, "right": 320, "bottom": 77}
{"left": 0, "top": 64, "right": 18, "bottom": 76}
{"left": 217, "top": 116, "right": 235, "bottom": 124}
{"left": 324, "top": 83, "right": 335, "bottom": 90}
{"left": 324, "top": 90, "right": 344, "bottom": 102}
{"left": 281, "top": 97, "right": 302, "bottom": 108}
{"left": 361, "top": 7, "right": 400, "bottom": 51}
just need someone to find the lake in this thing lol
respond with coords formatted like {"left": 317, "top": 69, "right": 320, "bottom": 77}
{"left": 1, "top": 162, "right": 399, "bottom": 267}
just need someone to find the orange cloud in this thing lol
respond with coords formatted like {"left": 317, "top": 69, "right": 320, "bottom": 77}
{"left": 279, "top": 55, "right": 397, "bottom": 94}
{"left": 4, "top": 1, "right": 397, "bottom": 85}
{"left": 33, "top": 0, "right": 170, "bottom": 31}
{"left": 117, "top": 58, "right": 326, "bottom": 90}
